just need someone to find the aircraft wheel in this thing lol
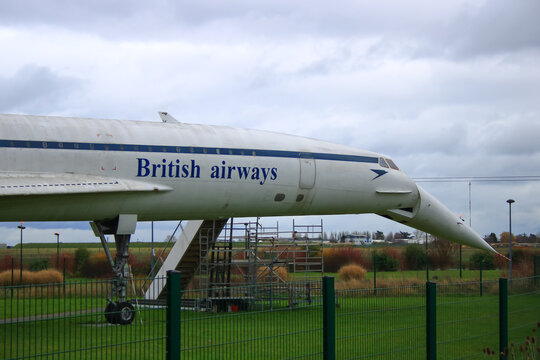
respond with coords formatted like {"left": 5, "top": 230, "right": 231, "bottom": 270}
{"left": 105, "top": 302, "right": 119, "bottom": 324}
{"left": 117, "top": 302, "right": 135, "bottom": 325}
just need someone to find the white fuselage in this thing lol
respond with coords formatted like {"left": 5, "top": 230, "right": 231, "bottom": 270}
{"left": 0, "top": 114, "right": 416, "bottom": 221}
{"left": 0, "top": 114, "right": 495, "bottom": 253}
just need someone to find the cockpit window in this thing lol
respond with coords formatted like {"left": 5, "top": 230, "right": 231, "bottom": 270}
{"left": 379, "top": 157, "right": 389, "bottom": 168}
{"left": 386, "top": 158, "right": 399, "bottom": 170}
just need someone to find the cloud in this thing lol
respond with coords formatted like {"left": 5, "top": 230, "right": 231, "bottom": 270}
{"left": 0, "top": 0, "right": 538, "bottom": 241}
{"left": 441, "top": 0, "right": 540, "bottom": 58}
{"left": 0, "top": 65, "right": 81, "bottom": 114}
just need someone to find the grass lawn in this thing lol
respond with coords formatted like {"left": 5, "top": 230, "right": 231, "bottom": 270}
{"left": 1, "top": 280, "right": 538, "bottom": 359}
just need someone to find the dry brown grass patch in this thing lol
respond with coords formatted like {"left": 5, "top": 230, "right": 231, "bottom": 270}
{"left": 338, "top": 264, "right": 367, "bottom": 281}
{"left": 0, "top": 269, "right": 63, "bottom": 285}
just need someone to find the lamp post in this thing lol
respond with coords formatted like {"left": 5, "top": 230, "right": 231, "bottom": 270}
{"left": 17, "top": 223, "right": 26, "bottom": 283}
{"left": 55, "top": 232, "right": 60, "bottom": 269}
{"left": 506, "top": 199, "right": 515, "bottom": 282}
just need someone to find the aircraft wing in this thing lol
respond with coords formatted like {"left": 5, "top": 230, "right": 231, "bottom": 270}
{"left": 0, "top": 172, "right": 172, "bottom": 196}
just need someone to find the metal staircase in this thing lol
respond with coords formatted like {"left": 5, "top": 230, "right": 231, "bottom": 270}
{"left": 144, "top": 219, "right": 229, "bottom": 301}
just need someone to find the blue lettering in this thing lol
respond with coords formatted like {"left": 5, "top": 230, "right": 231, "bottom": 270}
{"left": 251, "top": 167, "right": 260, "bottom": 181}
{"left": 210, "top": 165, "right": 220, "bottom": 179}
{"left": 237, "top": 166, "right": 250, "bottom": 179}
{"left": 152, "top": 163, "right": 160, "bottom": 177}
{"left": 181, "top": 164, "right": 189, "bottom": 178}
{"left": 260, "top": 168, "right": 270, "bottom": 185}
{"left": 137, "top": 158, "right": 150, "bottom": 177}
{"left": 190, "top": 160, "right": 200, "bottom": 178}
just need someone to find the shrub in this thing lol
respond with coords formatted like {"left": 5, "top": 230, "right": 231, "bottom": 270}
{"left": 428, "top": 238, "right": 455, "bottom": 270}
{"left": 469, "top": 252, "right": 495, "bottom": 270}
{"left": 29, "top": 258, "right": 49, "bottom": 271}
{"left": 494, "top": 252, "right": 509, "bottom": 269}
{"left": 81, "top": 253, "right": 113, "bottom": 278}
{"left": 338, "top": 264, "right": 367, "bottom": 281}
{"left": 74, "top": 248, "right": 90, "bottom": 275}
{"left": 0, "top": 269, "right": 63, "bottom": 285}
{"left": 0, "top": 255, "right": 17, "bottom": 271}
{"left": 323, "top": 247, "right": 366, "bottom": 273}
{"left": 52, "top": 252, "right": 76, "bottom": 274}
{"left": 372, "top": 249, "right": 399, "bottom": 271}
{"left": 404, "top": 245, "right": 428, "bottom": 270}
{"left": 511, "top": 248, "right": 527, "bottom": 266}
{"left": 129, "top": 253, "right": 151, "bottom": 276}
{"left": 383, "top": 247, "right": 404, "bottom": 270}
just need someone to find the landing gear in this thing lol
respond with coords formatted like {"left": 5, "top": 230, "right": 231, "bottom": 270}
{"left": 104, "top": 301, "right": 136, "bottom": 325}
{"left": 90, "top": 215, "right": 138, "bottom": 325}
{"left": 104, "top": 302, "right": 117, "bottom": 324}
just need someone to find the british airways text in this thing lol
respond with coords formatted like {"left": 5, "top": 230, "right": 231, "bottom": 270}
{"left": 136, "top": 158, "right": 278, "bottom": 185}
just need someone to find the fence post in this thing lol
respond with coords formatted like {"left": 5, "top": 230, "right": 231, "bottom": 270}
{"left": 167, "top": 270, "right": 181, "bottom": 360}
{"left": 323, "top": 276, "right": 335, "bottom": 360}
{"left": 63, "top": 257, "right": 66, "bottom": 294}
{"left": 373, "top": 254, "right": 377, "bottom": 296}
{"left": 426, "top": 282, "right": 436, "bottom": 360}
{"left": 499, "top": 278, "right": 508, "bottom": 360}
{"left": 479, "top": 262, "right": 483, "bottom": 297}
{"left": 11, "top": 257, "right": 14, "bottom": 298}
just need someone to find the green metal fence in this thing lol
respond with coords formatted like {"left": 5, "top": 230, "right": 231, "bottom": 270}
{"left": 436, "top": 280, "right": 501, "bottom": 359}
{"left": 335, "top": 284, "right": 427, "bottom": 359}
{"left": 507, "top": 276, "right": 540, "bottom": 358}
{"left": 1, "top": 275, "right": 539, "bottom": 359}
{"left": 1, "top": 278, "right": 166, "bottom": 359}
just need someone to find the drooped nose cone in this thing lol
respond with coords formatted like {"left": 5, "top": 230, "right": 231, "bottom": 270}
{"left": 380, "top": 185, "right": 496, "bottom": 253}
{"left": 410, "top": 186, "right": 496, "bottom": 253}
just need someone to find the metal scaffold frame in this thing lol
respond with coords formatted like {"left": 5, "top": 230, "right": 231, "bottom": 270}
{"left": 205, "top": 218, "right": 324, "bottom": 295}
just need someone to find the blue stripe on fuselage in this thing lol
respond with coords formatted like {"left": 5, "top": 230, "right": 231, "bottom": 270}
{"left": 0, "top": 139, "right": 379, "bottom": 164}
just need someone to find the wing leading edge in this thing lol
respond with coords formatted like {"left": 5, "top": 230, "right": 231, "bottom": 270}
{"left": 0, "top": 172, "right": 172, "bottom": 196}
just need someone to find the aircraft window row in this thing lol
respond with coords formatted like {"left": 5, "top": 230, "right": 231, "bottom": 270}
{"left": 3, "top": 140, "right": 262, "bottom": 156}
{"left": 379, "top": 157, "right": 399, "bottom": 170}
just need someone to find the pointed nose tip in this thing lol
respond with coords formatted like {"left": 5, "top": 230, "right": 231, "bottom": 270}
{"left": 409, "top": 186, "right": 497, "bottom": 253}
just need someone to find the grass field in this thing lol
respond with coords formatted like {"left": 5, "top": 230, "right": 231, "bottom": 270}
{"left": 1, "top": 278, "right": 539, "bottom": 359}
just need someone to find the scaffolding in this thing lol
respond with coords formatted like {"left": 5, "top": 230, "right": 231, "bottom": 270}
{"left": 205, "top": 218, "right": 324, "bottom": 295}
{"left": 143, "top": 218, "right": 325, "bottom": 310}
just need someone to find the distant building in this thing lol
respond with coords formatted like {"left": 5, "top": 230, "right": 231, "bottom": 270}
{"left": 0, "top": 243, "right": 7, "bottom": 249}
{"left": 343, "top": 234, "right": 371, "bottom": 245}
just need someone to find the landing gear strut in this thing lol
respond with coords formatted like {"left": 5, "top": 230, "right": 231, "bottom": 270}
{"left": 91, "top": 216, "right": 137, "bottom": 325}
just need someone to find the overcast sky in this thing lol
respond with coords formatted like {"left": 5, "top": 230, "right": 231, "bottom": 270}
{"left": 1, "top": 0, "right": 539, "bottom": 245}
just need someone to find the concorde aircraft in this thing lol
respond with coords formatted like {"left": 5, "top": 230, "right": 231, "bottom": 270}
{"left": 0, "top": 112, "right": 496, "bottom": 324}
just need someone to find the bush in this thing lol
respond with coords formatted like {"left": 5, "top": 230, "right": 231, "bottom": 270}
{"left": 338, "top": 264, "right": 367, "bottom": 281}
{"left": 469, "top": 252, "right": 495, "bottom": 270}
{"left": 51, "top": 252, "right": 76, "bottom": 274}
{"left": 81, "top": 253, "right": 113, "bottom": 278}
{"left": 404, "top": 245, "right": 428, "bottom": 270}
{"left": 372, "top": 250, "right": 399, "bottom": 271}
{"left": 74, "top": 248, "right": 90, "bottom": 275}
{"left": 511, "top": 248, "right": 527, "bottom": 266}
{"left": 29, "top": 258, "right": 49, "bottom": 271}
{"left": 129, "top": 253, "right": 151, "bottom": 276}
{"left": 428, "top": 238, "right": 455, "bottom": 270}
{"left": 0, "top": 255, "right": 17, "bottom": 271}
{"left": 323, "top": 247, "right": 366, "bottom": 273}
